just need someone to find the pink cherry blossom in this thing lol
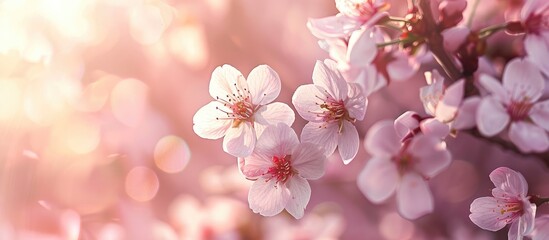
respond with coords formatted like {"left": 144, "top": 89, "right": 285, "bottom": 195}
{"left": 517, "top": 0, "right": 549, "bottom": 75}
{"left": 476, "top": 58, "right": 549, "bottom": 153}
{"left": 469, "top": 167, "right": 536, "bottom": 240}
{"left": 307, "top": 0, "right": 389, "bottom": 39}
{"left": 357, "top": 120, "right": 451, "bottom": 220}
{"left": 292, "top": 59, "right": 367, "bottom": 164}
{"left": 530, "top": 215, "right": 549, "bottom": 240}
{"left": 239, "top": 123, "right": 326, "bottom": 219}
{"left": 193, "top": 64, "right": 295, "bottom": 157}
{"left": 420, "top": 70, "right": 465, "bottom": 123}
{"left": 394, "top": 111, "right": 450, "bottom": 140}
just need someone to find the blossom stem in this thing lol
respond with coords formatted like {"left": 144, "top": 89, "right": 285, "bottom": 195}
{"left": 478, "top": 23, "right": 508, "bottom": 39}
{"left": 466, "top": 0, "right": 480, "bottom": 28}
{"left": 388, "top": 16, "right": 410, "bottom": 23}
{"left": 530, "top": 195, "right": 549, "bottom": 207}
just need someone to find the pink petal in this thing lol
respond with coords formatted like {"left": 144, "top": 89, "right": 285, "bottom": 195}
{"left": 469, "top": 197, "right": 508, "bottom": 231}
{"left": 284, "top": 176, "right": 311, "bottom": 219}
{"left": 489, "top": 167, "right": 529, "bottom": 197}
{"left": 530, "top": 100, "right": 549, "bottom": 132}
{"left": 397, "top": 172, "right": 434, "bottom": 220}
{"left": 503, "top": 58, "right": 544, "bottom": 102}
{"left": 420, "top": 118, "right": 451, "bottom": 139}
{"left": 532, "top": 216, "right": 549, "bottom": 240}
{"left": 478, "top": 74, "right": 509, "bottom": 104}
{"left": 254, "top": 102, "right": 295, "bottom": 136}
{"left": 387, "top": 51, "right": 418, "bottom": 82}
{"left": 240, "top": 155, "right": 270, "bottom": 180}
{"left": 410, "top": 135, "right": 451, "bottom": 178}
{"left": 344, "top": 83, "right": 367, "bottom": 121}
{"left": 521, "top": 0, "right": 549, "bottom": 22}
{"left": 307, "top": 14, "right": 361, "bottom": 39}
{"left": 248, "top": 177, "right": 290, "bottom": 217}
{"left": 365, "top": 120, "right": 401, "bottom": 157}
{"left": 442, "top": 27, "right": 470, "bottom": 53}
{"left": 524, "top": 35, "right": 549, "bottom": 76}
{"left": 508, "top": 220, "right": 520, "bottom": 240}
{"left": 476, "top": 97, "right": 510, "bottom": 137}
{"left": 247, "top": 65, "right": 281, "bottom": 105}
{"left": 394, "top": 111, "right": 420, "bottom": 139}
{"left": 452, "top": 96, "right": 481, "bottom": 130}
{"left": 209, "top": 64, "right": 246, "bottom": 100}
{"left": 509, "top": 121, "right": 549, "bottom": 153}
{"left": 192, "top": 101, "right": 231, "bottom": 139}
{"left": 357, "top": 156, "right": 398, "bottom": 203}
{"left": 292, "top": 84, "right": 326, "bottom": 122}
{"left": 354, "top": 64, "right": 387, "bottom": 96}
{"left": 420, "top": 70, "right": 445, "bottom": 117}
{"left": 337, "top": 121, "right": 359, "bottom": 164}
{"left": 436, "top": 79, "right": 464, "bottom": 122}
{"left": 312, "top": 59, "right": 348, "bottom": 100}
{"left": 521, "top": 200, "right": 537, "bottom": 236}
{"left": 255, "top": 123, "right": 299, "bottom": 158}
{"left": 223, "top": 122, "right": 256, "bottom": 157}
{"left": 347, "top": 28, "right": 377, "bottom": 67}
{"left": 291, "top": 142, "right": 326, "bottom": 180}
{"left": 301, "top": 122, "right": 339, "bottom": 157}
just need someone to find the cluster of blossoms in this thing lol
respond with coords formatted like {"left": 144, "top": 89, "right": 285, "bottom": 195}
{"left": 194, "top": 0, "right": 549, "bottom": 238}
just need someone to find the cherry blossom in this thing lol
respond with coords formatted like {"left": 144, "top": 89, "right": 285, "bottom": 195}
{"left": 513, "top": 0, "right": 549, "bottom": 75}
{"left": 292, "top": 59, "right": 367, "bottom": 164}
{"left": 357, "top": 120, "right": 451, "bottom": 220}
{"left": 239, "top": 123, "right": 326, "bottom": 219}
{"left": 530, "top": 215, "right": 549, "bottom": 240}
{"left": 193, "top": 64, "right": 295, "bottom": 157}
{"left": 476, "top": 58, "right": 549, "bottom": 153}
{"left": 420, "top": 70, "right": 465, "bottom": 123}
{"left": 469, "top": 167, "right": 536, "bottom": 240}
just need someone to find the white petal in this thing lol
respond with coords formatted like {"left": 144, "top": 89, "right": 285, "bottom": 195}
{"left": 476, "top": 97, "right": 510, "bottom": 137}
{"left": 337, "top": 121, "right": 359, "bottom": 164}
{"left": 525, "top": 35, "right": 549, "bottom": 76}
{"left": 284, "top": 176, "right": 311, "bottom": 219}
{"left": 530, "top": 100, "right": 549, "bottom": 132}
{"left": 397, "top": 172, "right": 434, "bottom": 220}
{"left": 452, "top": 96, "right": 481, "bottom": 130}
{"left": 508, "top": 220, "right": 520, "bottom": 240}
{"left": 469, "top": 197, "right": 509, "bottom": 231}
{"left": 478, "top": 74, "right": 509, "bottom": 104}
{"left": 357, "top": 156, "right": 398, "bottom": 203}
{"left": 301, "top": 122, "right": 339, "bottom": 157}
{"left": 307, "top": 14, "right": 361, "bottom": 39}
{"left": 420, "top": 118, "right": 451, "bottom": 139}
{"left": 255, "top": 123, "right": 299, "bottom": 158}
{"left": 410, "top": 135, "right": 452, "bottom": 178}
{"left": 248, "top": 178, "right": 290, "bottom": 217}
{"left": 192, "top": 101, "right": 231, "bottom": 139}
{"left": 312, "top": 60, "right": 348, "bottom": 100}
{"left": 347, "top": 28, "right": 377, "bottom": 67}
{"left": 240, "top": 155, "right": 270, "bottom": 180}
{"left": 489, "top": 167, "right": 529, "bottom": 197}
{"left": 291, "top": 142, "right": 326, "bottom": 180}
{"left": 292, "top": 84, "right": 326, "bottom": 122}
{"left": 394, "top": 111, "right": 420, "bottom": 139}
{"left": 345, "top": 83, "right": 367, "bottom": 121}
{"left": 223, "top": 122, "right": 256, "bottom": 157}
{"left": 436, "top": 79, "right": 464, "bottom": 122}
{"left": 247, "top": 65, "right": 281, "bottom": 105}
{"left": 509, "top": 121, "right": 549, "bottom": 153}
{"left": 209, "top": 65, "right": 246, "bottom": 100}
{"left": 254, "top": 102, "right": 295, "bottom": 136}
{"left": 365, "top": 120, "right": 401, "bottom": 157}
{"left": 503, "top": 58, "right": 544, "bottom": 102}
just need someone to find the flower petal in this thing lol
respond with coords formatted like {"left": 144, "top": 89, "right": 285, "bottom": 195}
{"left": 503, "top": 58, "right": 544, "bottom": 102}
{"left": 255, "top": 123, "right": 299, "bottom": 158}
{"left": 337, "top": 121, "right": 360, "bottom": 164}
{"left": 223, "top": 122, "right": 256, "bottom": 157}
{"left": 452, "top": 96, "right": 481, "bottom": 130}
{"left": 209, "top": 65, "right": 246, "bottom": 100}
{"left": 347, "top": 28, "right": 377, "bottom": 67}
{"left": 254, "top": 102, "right": 295, "bottom": 136}
{"left": 291, "top": 142, "right": 326, "bottom": 180}
{"left": 247, "top": 65, "right": 281, "bottom": 105}
{"left": 312, "top": 59, "right": 348, "bottom": 100}
{"left": 469, "top": 197, "right": 508, "bottom": 231}
{"left": 489, "top": 167, "right": 529, "bottom": 197}
{"left": 397, "top": 172, "right": 434, "bottom": 220}
{"left": 508, "top": 220, "right": 520, "bottom": 240}
{"left": 525, "top": 34, "right": 549, "bottom": 76}
{"left": 436, "top": 79, "right": 464, "bottom": 122}
{"left": 521, "top": 200, "right": 537, "bottom": 236}
{"left": 357, "top": 156, "right": 398, "bottom": 203}
{"left": 509, "top": 121, "right": 549, "bottom": 153}
{"left": 307, "top": 14, "right": 361, "bottom": 39}
{"left": 301, "top": 122, "right": 339, "bottom": 157}
{"left": 410, "top": 135, "right": 451, "bottom": 178}
{"left": 420, "top": 118, "right": 451, "bottom": 139}
{"left": 284, "top": 176, "right": 311, "bottom": 219}
{"left": 394, "top": 111, "right": 420, "bottom": 139}
{"left": 345, "top": 83, "right": 367, "bottom": 121}
{"left": 530, "top": 99, "right": 549, "bottom": 132}
{"left": 476, "top": 97, "right": 510, "bottom": 137}
{"left": 531, "top": 215, "right": 549, "bottom": 240}
{"left": 478, "top": 74, "right": 509, "bottom": 104}
{"left": 193, "top": 101, "right": 231, "bottom": 139}
{"left": 292, "top": 84, "right": 326, "bottom": 122}
{"left": 365, "top": 120, "right": 401, "bottom": 157}
{"left": 239, "top": 155, "right": 270, "bottom": 180}
{"left": 387, "top": 51, "right": 419, "bottom": 82}
{"left": 248, "top": 178, "right": 290, "bottom": 217}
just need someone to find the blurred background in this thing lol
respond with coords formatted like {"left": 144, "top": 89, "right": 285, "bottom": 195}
{"left": 0, "top": 0, "right": 547, "bottom": 239}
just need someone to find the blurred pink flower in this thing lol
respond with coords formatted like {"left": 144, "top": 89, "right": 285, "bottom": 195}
{"left": 469, "top": 167, "right": 536, "bottom": 240}
{"left": 394, "top": 111, "right": 450, "bottom": 140}
{"left": 358, "top": 120, "right": 451, "bottom": 220}
{"left": 476, "top": 58, "right": 549, "bottom": 153}
{"left": 530, "top": 215, "right": 549, "bottom": 240}
{"left": 517, "top": 0, "right": 549, "bottom": 75}
{"left": 193, "top": 64, "right": 295, "bottom": 157}
{"left": 239, "top": 123, "right": 326, "bottom": 219}
{"left": 292, "top": 59, "right": 367, "bottom": 164}
{"left": 307, "top": 0, "right": 389, "bottom": 39}
{"left": 420, "top": 70, "right": 465, "bottom": 123}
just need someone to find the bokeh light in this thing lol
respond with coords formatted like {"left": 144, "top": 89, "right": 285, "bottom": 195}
{"left": 125, "top": 166, "right": 160, "bottom": 202}
{"left": 154, "top": 135, "right": 191, "bottom": 174}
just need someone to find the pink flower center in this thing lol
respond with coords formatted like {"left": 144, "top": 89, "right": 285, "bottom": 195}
{"left": 495, "top": 199, "right": 524, "bottom": 224}
{"left": 507, "top": 100, "right": 533, "bottom": 121}
{"left": 214, "top": 82, "right": 256, "bottom": 127}
{"left": 266, "top": 155, "right": 294, "bottom": 184}
{"left": 525, "top": 12, "right": 549, "bottom": 34}
{"left": 393, "top": 151, "right": 415, "bottom": 174}
{"left": 315, "top": 97, "right": 355, "bottom": 133}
